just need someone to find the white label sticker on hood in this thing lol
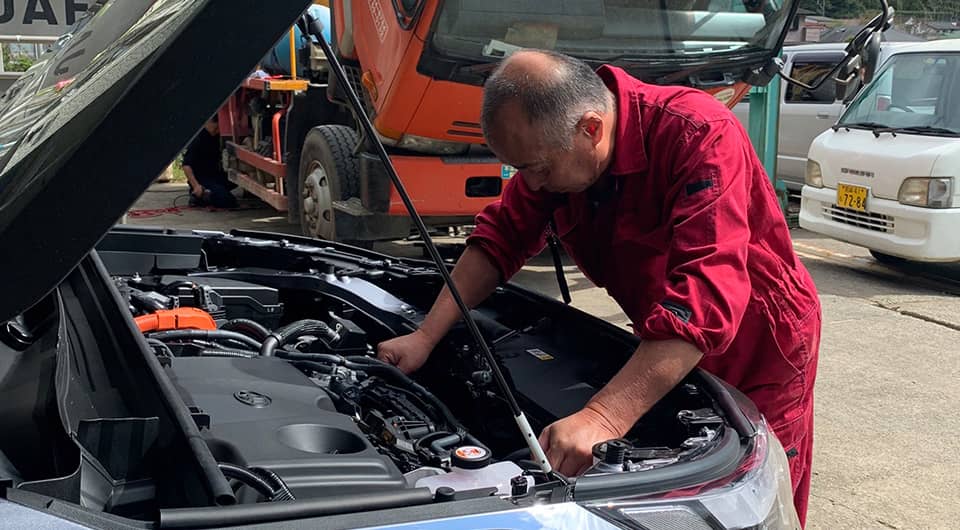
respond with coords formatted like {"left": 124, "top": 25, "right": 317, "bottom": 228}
{"left": 526, "top": 348, "right": 554, "bottom": 361}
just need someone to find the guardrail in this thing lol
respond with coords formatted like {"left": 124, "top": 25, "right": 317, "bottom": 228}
{"left": 0, "top": 34, "right": 58, "bottom": 92}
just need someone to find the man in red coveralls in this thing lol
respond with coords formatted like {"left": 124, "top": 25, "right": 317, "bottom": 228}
{"left": 377, "top": 50, "right": 821, "bottom": 525}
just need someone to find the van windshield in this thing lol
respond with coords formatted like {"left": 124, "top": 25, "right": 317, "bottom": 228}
{"left": 838, "top": 51, "right": 960, "bottom": 136}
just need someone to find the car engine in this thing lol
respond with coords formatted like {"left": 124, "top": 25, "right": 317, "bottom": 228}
{"left": 101, "top": 234, "right": 730, "bottom": 506}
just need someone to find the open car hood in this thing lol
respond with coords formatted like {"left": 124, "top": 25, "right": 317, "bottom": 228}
{"left": 0, "top": 0, "right": 311, "bottom": 322}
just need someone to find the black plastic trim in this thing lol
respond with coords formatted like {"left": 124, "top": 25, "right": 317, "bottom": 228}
{"left": 572, "top": 427, "right": 743, "bottom": 502}
{"left": 159, "top": 488, "right": 435, "bottom": 528}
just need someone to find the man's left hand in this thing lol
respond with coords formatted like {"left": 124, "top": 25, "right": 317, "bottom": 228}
{"left": 538, "top": 405, "right": 623, "bottom": 477}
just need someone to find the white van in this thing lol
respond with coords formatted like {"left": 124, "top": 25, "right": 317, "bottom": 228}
{"left": 799, "top": 39, "right": 960, "bottom": 263}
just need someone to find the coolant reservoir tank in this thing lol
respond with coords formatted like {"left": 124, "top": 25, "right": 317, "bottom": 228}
{"left": 414, "top": 445, "right": 531, "bottom": 496}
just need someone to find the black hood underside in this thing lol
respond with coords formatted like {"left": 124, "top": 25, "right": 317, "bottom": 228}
{"left": 0, "top": 0, "right": 312, "bottom": 323}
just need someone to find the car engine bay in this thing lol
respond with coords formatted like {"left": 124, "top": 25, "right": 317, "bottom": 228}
{"left": 0, "top": 230, "right": 738, "bottom": 520}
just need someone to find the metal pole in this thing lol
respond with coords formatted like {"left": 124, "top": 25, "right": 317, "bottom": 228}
{"left": 310, "top": 21, "right": 558, "bottom": 479}
{"left": 0, "top": 43, "right": 5, "bottom": 73}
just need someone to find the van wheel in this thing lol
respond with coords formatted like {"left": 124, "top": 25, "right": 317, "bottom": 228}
{"left": 298, "top": 125, "right": 372, "bottom": 248}
{"left": 869, "top": 250, "right": 907, "bottom": 265}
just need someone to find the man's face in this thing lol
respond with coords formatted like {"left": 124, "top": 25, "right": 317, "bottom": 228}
{"left": 204, "top": 119, "right": 219, "bottom": 135}
{"left": 487, "top": 104, "right": 603, "bottom": 194}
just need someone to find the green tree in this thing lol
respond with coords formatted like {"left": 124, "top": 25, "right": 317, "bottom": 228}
{"left": 2, "top": 44, "right": 34, "bottom": 73}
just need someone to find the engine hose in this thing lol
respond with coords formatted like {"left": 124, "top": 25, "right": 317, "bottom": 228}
{"left": 218, "top": 463, "right": 278, "bottom": 501}
{"left": 160, "top": 280, "right": 198, "bottom": 294}
{"left": 146, "top": 338, "right": 175, "bottom": 358}
{"left": 148, "top": 330, "right": 262, "bottom": 352}
{"left": 287, "top": 359, "right": 339, "bottom": 376}
{"left": 250, "top": 467, "right": 296, "bottom": 501}
{"left": 214, "top": 338, "right": 262, "bottom": 352}
{"left": 198, "top": 349, "right": 258, "bottom": 359}
{"left": 130, "top": 291, "right": 167, "bottom": 313}
{"left": 260, "top": 320, "right": 340, "bottom": 357}
{"left": 219, "top": 319, "right": 271, "bottom": 342}
{"left": 427, "top": 433, "right": 463, "bottom": 455}
{"left": 341, "top": 356, "right": 468, "bottom": 436}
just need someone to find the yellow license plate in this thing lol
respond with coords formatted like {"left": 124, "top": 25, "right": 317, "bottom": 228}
{"left": 837, "top": 183, "right": 868, "bottom": 212}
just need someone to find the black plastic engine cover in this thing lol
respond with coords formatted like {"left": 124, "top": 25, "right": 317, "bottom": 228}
{"left": 161, "top": 275, "right": 284, "bottom": 328}
{"left": 165, "top": 357, "right": 406, "bottom": 501}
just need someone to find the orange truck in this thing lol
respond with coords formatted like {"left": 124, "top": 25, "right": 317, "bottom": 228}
{"left": 217, "top": 0, "right": 830, "bottom": 245}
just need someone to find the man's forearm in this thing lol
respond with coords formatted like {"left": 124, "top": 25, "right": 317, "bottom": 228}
{"left": 418, "top": 245, "right": 502, "bottom": 344}
{"left": 584, "top": 339, "right": 704, "bottom": 435}
{"left": 183, "top": 165, "right": 201, "bottom": 191}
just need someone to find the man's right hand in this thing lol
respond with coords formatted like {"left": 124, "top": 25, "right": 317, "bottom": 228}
{"left": 191, "top": 185, "right": 205, "bottom": 198}
{"left": 376, "top": 329, "right": 436, "bottom": 374}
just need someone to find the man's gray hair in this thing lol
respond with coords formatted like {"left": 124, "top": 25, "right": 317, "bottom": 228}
{"left": 481, "top": 50, "right": 612, "bottom": 150}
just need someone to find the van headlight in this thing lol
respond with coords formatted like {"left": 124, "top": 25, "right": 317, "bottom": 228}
{"left": 898, "top": 177, "right": 953, "bottom": 208}
{"left": 805, "top": 160, "right": 823, "bottom": 188}
{"left": 588, "top": 426, "right": 800, "bottom": 530}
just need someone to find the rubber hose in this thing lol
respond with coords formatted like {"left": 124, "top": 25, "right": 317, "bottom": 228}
{"left": 219, "top": 319, "right": 271, "bottom": 342}
{"left": 342, "top": 356, "right": 466, "bottom": 435}
{"left": 160, "top": 280, "right": 197, "bottom": 294}
{"left": 213, "top": 338, "right": 262, "bottom": 352}
{"left": 287, "top": 359, "right": 339, "bottom": 376}
{"left": 218, "top": 463, "right": 277, "bottom": 501}
{"left": 198, "top": 350, "right": 258, "bottom": 359}
{"left": 251, "top": 467, "right": 296, "bottom": 501}
{"left": 130, "top": 291, "right": 167, "bottom": 312}
{"left": 148, "top": 330, "right": 262, "bottom": 352}
{"left": 261, "top": 319, "right": 339, "bottom": 357}
{"left": 277, "top": 352, "right": 345, "bottom": 365}
{"left": 146, "top": 338, "right": 175, "bottom": 358}
{"left": 428, "top": 433, "right": 463, "bottom": 455}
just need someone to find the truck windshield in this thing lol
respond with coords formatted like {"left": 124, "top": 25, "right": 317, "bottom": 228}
{"left": 838, "top": 52, "right": 960, "bottom": 135}
{"left": 431, "top": 0, "right": 791, "bottom": 60}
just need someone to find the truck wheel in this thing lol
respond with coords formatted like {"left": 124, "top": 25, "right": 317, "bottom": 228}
{"left": 869, "top": 250, "right": 907, "bottom": 265}
{"left": 298, "top": 125, "right": 365, "bottom": 244}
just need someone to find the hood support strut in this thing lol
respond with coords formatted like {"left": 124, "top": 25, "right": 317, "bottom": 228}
{"left": 307, "top": 16, "right": 559, "bottom": 481}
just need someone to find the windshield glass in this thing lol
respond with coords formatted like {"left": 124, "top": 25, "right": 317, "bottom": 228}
{"left": 431, "top": 0, "right": 791, "bottom": 60}
{"left": 838, "top": 51, "right": 960, "bottom": 134}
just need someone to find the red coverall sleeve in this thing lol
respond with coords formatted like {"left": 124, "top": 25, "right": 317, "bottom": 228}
{"left": 466, "top": 174, "right": 555, "bottom": 282}
{"left": 639, "top": 117, "right": 752, "bottom": 356}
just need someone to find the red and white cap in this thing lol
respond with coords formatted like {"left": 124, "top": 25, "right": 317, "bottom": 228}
{"left": 451, "top": 445, "right": 491, "bottom": 469}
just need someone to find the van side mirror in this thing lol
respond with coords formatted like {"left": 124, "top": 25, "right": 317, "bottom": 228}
{"left": 859, "top": 32, "right": 883, "bottom": 85}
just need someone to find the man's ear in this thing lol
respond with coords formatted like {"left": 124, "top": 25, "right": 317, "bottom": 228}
{"left": 579, "top": 112, "right": 604, "bottom": 147}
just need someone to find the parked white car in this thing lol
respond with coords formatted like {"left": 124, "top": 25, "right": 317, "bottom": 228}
{"left": 800, "top": 39, "right": 960, "bottom": 263}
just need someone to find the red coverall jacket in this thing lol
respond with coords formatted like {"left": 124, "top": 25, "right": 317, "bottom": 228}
{"left": 467, "top": 65, "right": 821, "bottom": 525}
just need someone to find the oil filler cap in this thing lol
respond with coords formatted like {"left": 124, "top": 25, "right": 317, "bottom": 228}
{"left": 451, "top": 445, "right": 491, "bottom": 470}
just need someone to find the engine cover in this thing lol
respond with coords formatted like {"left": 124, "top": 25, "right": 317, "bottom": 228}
{"left": 165, "top": 357, "right": 406, "bottom": 500}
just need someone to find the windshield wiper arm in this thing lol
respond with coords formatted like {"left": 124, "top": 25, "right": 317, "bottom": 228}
{"left": 878, "top": 125, "right": 960, "bottom": 137}
{"left": 833, "top": 121, "right": 889, "bottom": 132}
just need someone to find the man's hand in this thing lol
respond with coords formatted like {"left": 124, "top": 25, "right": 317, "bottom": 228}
{"left": 191, "top": 184, "right": 205, "bottom": 198}
{"left": 538, "top": 405, "right": 622, "bottom": 477}
{"left": 376, "top": 329, "right": 437, "bottom": 374}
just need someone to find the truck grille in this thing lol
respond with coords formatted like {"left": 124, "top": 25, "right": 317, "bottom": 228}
{"left": 824, "top": 204, "right": 895, "bottom": 233}
{"left": 342, "top": 65, "right": 373, "bottom": 115}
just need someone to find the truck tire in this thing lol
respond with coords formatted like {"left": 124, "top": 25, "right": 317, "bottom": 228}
{"left": 298, "top": 125, "right": 367, "bottom": 245}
